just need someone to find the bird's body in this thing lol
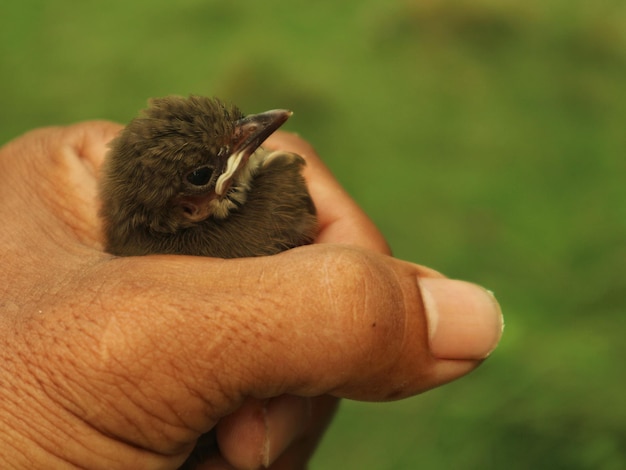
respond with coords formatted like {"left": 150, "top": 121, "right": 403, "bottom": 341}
{"left": 100, "top": 95, "right": 317, "bottom": 258}
{"left": 98, "top": 95, "right": 317, "bottom": 467}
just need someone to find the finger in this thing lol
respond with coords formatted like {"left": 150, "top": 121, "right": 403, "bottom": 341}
{"left": 55, "top": 122, "right": 122, "bottom": 247}
{"left": 266, "top": 396, "right": 339, "bottom": 470}
{"left": 5, "top": 121, "right": 124, "bottom": 174}
{"left": 0, "top": 122, "right": 123, "bottom": 251}
{"left": 215, "top": 394, "right": 337, "bottom": 469}
{"left": 60, "top": 120, "right": 123, "bottom": 171}
{"left": 264, "top": 132, "right": 391, "bottom": 254}
{"left": 216, "top": 395, "right": 315, "bottom": 469}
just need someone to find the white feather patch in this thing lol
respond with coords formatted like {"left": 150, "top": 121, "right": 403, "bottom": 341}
{"left": 209, "top": 149, "right": 266, "bottom": 219}
{"left": 215, "top": 151, "right": 245, "bottom": 196}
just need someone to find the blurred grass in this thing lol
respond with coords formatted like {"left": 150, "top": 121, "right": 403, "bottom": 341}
{"left": 1, "top": 0, "right": 625, "bottom": 468}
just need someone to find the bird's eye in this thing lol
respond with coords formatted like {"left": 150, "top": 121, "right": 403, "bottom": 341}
{"left": 186, "top": 167, "right": 214, "bottom": 186}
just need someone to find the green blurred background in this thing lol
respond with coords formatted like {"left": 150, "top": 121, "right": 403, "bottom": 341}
{"left": 1, "top": 0, "right": 624, "bottom": 468}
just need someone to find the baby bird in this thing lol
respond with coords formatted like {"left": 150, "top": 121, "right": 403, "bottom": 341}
{"left": 99, "top": 95, "right": 317, "bottom": 259}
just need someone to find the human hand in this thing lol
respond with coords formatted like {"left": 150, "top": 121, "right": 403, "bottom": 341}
{"left": 0, "top": 122, "right": 502, "bottom": 469}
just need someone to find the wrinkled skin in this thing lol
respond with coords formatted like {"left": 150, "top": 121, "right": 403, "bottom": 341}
{"left": 0, "top": 122, "right": 501, "bottom": 469}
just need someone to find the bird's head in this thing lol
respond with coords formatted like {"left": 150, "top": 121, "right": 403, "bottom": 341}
{"left": 101, "top": 95, "right": 291, "bottom": 233}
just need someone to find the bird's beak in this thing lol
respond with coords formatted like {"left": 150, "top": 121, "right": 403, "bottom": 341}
{"left": 215, "top": 109, "right": 292, "bottom": 196}
{"left": 233, "top": 109, "right": 292, "bottom": 157}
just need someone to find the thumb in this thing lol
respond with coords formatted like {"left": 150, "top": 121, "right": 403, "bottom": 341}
{"left": 203, "top": 245, "right": 503, "bottom": 401}
{"left": 98, "top": 244, "right": 502, "bottom": 407}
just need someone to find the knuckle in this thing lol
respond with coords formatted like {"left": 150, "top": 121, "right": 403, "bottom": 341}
{"left": 318, "top": 247, "right": 407, "bottom": 360}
